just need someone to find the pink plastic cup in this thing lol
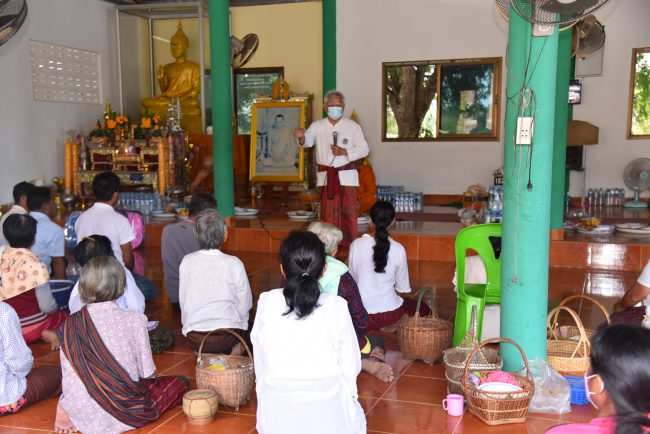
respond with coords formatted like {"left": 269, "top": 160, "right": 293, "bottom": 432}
{"left": 442, "top": 394, "right": 464, "bottom": 416}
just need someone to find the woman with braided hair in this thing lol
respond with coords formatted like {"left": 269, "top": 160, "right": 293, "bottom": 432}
{"left": 348, "top": 201, "right": 430, "bottom": 332}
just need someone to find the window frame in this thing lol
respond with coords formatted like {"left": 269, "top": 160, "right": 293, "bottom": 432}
{"left": 627, "top": 47, "right": 650, "bottom": 139}
{"left": 381, "top": 56, "right": 501, "bottom": 142}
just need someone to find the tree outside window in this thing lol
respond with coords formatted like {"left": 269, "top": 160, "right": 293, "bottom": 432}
{"left": 628, "top": 47, "right": 650, "bottom": 138}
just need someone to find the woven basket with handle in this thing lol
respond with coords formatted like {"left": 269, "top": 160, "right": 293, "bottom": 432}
{"left": 443, "top": 305, "right": 503, "bottom": 396}
{"left": 397, "top": 287, "right": 453, "bottom": 364}
{"left": 547, "top": 306, "right": 591, "bottom": 377}
{"left": 553, "top": 295, "right": 610, "bottom": 340}
{"left": 462, "top": 338, "right": 535, "bottom": 426}
{"left": 195, "top": 329, "right": 255, "bottom": 410}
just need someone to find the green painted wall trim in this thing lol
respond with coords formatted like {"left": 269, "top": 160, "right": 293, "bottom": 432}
{"left": 550, "top": 30, "right": 572, "bottom": 229}
{"left": 501, "top": 9, "right": 559, "bottom": 370}
{"left": 322, "top": 0, "right": 336, "bottom": 94}
{"left": 208, "top": 0, "right": 234, "bottom": 217}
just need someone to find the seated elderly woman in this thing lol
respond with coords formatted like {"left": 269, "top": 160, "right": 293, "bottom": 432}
{"left": 0, "top": 301, "right": 61, "bottom": 417}
{"left": 0, "top": 214, "right": 67, "bottom": 350}
{"left": 308, "top": 221, "right": 394, "bottom": 383}
{"left": 179, "top": 209, "right": 253, "bottom": 355}
{"left": 54, "top": 256, "right": 187, "bottom": 434}
{"left": 68, "top": 235, "right": 145, "bottom": 315}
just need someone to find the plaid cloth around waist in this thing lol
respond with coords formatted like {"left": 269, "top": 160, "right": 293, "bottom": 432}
{"left": 318, "top": 162, "right": 358, "bottom": 199}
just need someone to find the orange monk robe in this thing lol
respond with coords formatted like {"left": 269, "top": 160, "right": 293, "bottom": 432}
{"left": 358, "top": 157, "right": 377, "bottom": 215}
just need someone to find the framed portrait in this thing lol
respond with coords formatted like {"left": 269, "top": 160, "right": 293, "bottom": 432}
{"left": 233, "top": 67, "right": 284, "bottom": 135}
{"left": 250, "top": 100, "right": 306, "bottom": 182}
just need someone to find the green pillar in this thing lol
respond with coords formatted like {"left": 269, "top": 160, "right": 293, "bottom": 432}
{"left": 501, "top": 10, "right": 559, "bottom": 370}
{"left": 550, "top": 30, "right": 573, "bottom": 229}
{"left": 322, "top": 0, "right": 336, "bottom": 93}
{"left": 208, "top": 0, "right": 234, "bottom": 217}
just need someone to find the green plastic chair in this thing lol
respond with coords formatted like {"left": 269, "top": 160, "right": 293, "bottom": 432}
{"left": 452, "top": 223, "right": 502, "bottom": 347}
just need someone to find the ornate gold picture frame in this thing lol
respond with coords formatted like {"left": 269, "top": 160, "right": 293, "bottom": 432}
{"left": 249, "top": 100, "right": 306, "bottom": 182}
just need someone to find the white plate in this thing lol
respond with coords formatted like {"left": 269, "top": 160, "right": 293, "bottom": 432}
{"left": 151, "top": 212, "right": 176, "bottom": 219}
{"left": 477, "top": 382, "right": 523, "bottom": 393}
{"left": 576, "top": 225, "right": 615, "bottom": 235}
{"left": 616, "top": 226, "right": 650, "bottom": 235}
{"left": 615, "top": 223, "right": 646, "bottom": 229}
{"left": 358, "top": 217, "right": 370, "bottom": 225}
{"left": 234, "top": 207, "right": 259, "bottom": 216}
{"left": 287, "top": 211, "right": 315, "bottom": 220}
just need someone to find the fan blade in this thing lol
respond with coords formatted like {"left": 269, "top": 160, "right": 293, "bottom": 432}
{"left": 540, "top": 0, "right": 599, "bottom": 15}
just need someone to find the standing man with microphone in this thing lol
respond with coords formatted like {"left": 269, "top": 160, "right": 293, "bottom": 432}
{"left": 293, "top": 90, "right": 370, "bottom": 248}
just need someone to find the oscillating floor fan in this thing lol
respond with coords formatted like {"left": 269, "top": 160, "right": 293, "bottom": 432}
{"left": 623, "top": 158, "right": 650, "bottom": 208}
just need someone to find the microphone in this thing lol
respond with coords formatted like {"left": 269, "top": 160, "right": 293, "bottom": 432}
{"left": 333, "top": 131, "right": 338, "bottom": 146}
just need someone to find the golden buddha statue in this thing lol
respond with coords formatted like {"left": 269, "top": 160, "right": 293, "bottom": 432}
{"left": 142, "top": 21, "right": 202, "bottom": 133}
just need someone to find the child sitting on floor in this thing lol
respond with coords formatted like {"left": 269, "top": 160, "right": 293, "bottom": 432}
{"left": 348, "top": 201, "right": 429, "bottom": 331}
{"left": 68, "top": 235, "right": 145, "bottom": 315}
{"left": 546, "top": 324, "right": 650, "bottom": 434}
{"left": 0, "top": 214, "right": 67, "bottom": 349}
{"left": 0, "top": 301, "right": 61, "bottom": 416}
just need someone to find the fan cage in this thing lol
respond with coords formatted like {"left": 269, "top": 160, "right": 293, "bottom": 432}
{"left": 497, "top": 0, "right": 609, "bottom": 26}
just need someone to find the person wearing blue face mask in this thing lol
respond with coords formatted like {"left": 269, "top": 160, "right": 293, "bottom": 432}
{"left": 545, "top": 324, "right": 650, "bottom": 434}
{"left": 293, "top": 90, "right": 370, "bottom": 248}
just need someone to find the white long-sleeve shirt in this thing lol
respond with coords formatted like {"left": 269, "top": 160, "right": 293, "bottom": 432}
{"left": 302, "top": 117, "right": 370, "bottom": 187}
{"left": 179, "top": 249, "right": 253, "bottom": 335}
{"left": 251, "top": 289, "right": 365, "bottom": 434}
{"left": 0, "top": 302, "right": 33, "bottom": 406}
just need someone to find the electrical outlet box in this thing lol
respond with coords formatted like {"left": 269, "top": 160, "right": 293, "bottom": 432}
{"left": 516, "top": 117, "right": 534, "bottom": 145}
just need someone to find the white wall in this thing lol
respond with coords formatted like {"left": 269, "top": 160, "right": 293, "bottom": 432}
{"left": 338, "top": 0, "right": 650, "bottom": 196}
{"left": 569, "top": 0, "right": 650, "bottom": 197}
{"left": 337, "top": 0, "right": 509, "bottom": 194}
{"left": 0, "top": 0, "right": 119, "bottom": 203}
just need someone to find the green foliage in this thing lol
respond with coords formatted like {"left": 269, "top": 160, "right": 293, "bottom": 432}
{"left": 632, "top": 52, "right": 650, "bottom": 136}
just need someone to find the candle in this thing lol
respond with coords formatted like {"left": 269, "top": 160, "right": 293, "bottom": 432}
{"left": 64, "top": 139, "right": 72, "bottom": 192}
{"left": 71, "top": 139, "right": 79, "bottom": 195}
{"left": 158, "top": 138, "right": 166, "bottom": 194}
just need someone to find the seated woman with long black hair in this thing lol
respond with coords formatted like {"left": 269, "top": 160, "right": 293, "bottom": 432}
{"left": 0, "top": 214, "right": 67, "bottom": 349}
{"left": 54, "top": 256, "right": 187, "bottom": 434}
{"left": 348, "top": 201, "right": 429, "bottom": 332}
{"left": 251, "top": 231, "right": 366, "bottom": 434}
{"left": 546, "top": 324, "right": 650, "bottom": 434}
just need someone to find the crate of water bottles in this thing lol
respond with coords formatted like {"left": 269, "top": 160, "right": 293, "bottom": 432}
{"left": 119, "top": 192, "right": 162, "bottom": 216}
{"left": 485, "top": 185, "right": 503, "bottom": 223}
{"left": 376, "top": 185, "right": 404, "bottom": 203}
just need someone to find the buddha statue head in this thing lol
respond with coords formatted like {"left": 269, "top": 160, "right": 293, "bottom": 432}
{"left": 170, "top": 21, "right": 189, "bottom": 59}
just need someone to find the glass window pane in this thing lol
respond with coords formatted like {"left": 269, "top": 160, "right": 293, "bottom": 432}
{"left": 630, "top": 49, "right": 650, "bottom": 137}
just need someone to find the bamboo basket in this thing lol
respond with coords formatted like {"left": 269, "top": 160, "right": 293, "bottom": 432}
{"left": 195, "top": 329, "right": 255, "bottom": 410}
{"left": 397, "top": 287, "right": 453, "bottom": 364}
{"left": 547, "top": 306, "right": 591, "bottom": 377}
{"left": 553, "top": 295, "right": 610, "bottom": 340}
{"left": 462, "top": 338, "right": 535, "bottom": 426}
{"left": 443, "top": 306, "right": 503, "bottom": 396}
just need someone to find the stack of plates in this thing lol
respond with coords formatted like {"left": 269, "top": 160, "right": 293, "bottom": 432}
{"left": 615, "top": 223, "right": 650, "bottom": 235}
{"left": 287, "top": 211, "right": 315, "bottom": 220}
{"left": 358, "top": 215, "right": 370, "bottom": 225}
{"left": 234, "top": 207, "right": 259, "bottom": 217}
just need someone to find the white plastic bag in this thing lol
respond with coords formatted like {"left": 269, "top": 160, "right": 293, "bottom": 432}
{"left": 526, "top": 359, "right": 571, "bottom": 414}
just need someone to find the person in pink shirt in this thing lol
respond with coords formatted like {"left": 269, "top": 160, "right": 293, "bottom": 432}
{"left": 546, "top": 324, "right": 650, "bottom": 434}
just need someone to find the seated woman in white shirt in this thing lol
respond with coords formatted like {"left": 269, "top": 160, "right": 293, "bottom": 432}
{"left": 348, "top": 201, "right": 430, "bottom": 332}
{"left": 68, "top": 235, "right": 145, "bottom": 315}
{"left": 179, "top": 209, "right": 253, "bottom": 355}
{"left": 611, "top": 258, "right": 650, "bottom": 327}
{"left": 251, "top": 231, "right": 366, "bottom": 434}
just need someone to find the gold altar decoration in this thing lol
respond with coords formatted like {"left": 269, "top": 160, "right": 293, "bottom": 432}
{"left": 271, "top": 74, "right": 290, "bottom": 101}
{"left": 158, "top": 139, "right": 166, "bottom": 194}
{"left": 141, "top": 21, "right": 202, "bottom": 134}
{"left": 71, "top": 140, "right": 79, "bottom": 195}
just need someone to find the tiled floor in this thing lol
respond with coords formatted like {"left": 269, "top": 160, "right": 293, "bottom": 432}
{"left": 2, "top": 244, "right": 632, "bottom": 433}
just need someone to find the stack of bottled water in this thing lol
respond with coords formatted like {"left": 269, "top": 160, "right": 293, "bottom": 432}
{"left": 118, "top": 192, "right": 162, "bottom": 216}
{"left": 376, "top": 186, "right": 424, "bottom": 212}
{"left": 587, "top": 188, "right": 626, "bottom": 207}
{"left": 485, "top": 185, "right": 503, "bottom": 223}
